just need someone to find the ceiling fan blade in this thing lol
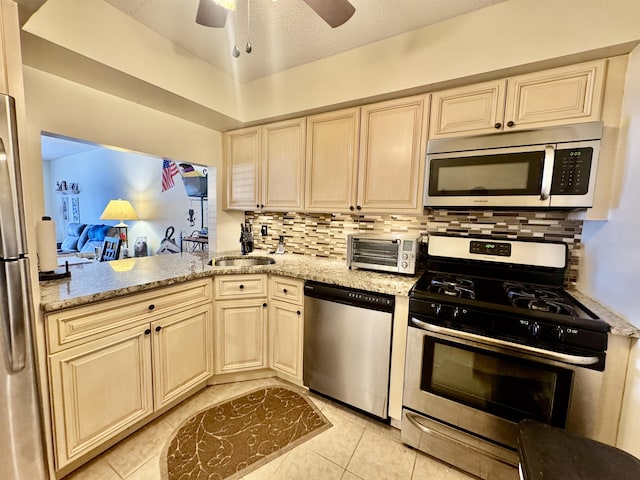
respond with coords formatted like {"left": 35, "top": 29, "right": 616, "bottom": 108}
{"left": 195, "top": 0, "right": 229, "bottom": 28}
{"left": 302, "top": 0, "right": 356, "bottom": 28}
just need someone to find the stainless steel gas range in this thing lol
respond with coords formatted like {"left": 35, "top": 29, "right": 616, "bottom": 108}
{"left": 401, "top": 235, "right": 610, "bottom": 480}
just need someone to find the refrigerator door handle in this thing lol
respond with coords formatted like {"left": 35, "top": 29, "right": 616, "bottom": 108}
{"left": 1, "top": 259, "right": 29, "bottom": 372}
{"left": 0, "top": 94, "right": 27, "bottom": 260}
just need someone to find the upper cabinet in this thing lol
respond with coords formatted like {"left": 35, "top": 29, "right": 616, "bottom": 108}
{"left": 305, "top": 96, "right": 429, "bottom": 214}
{"left": 224, "top": 126, "right": 261, "bottom": 210}
{"left": 261, "top": 118, "right": 306, "bottom": 211}
{"left": 357, "top": 95, "right": 429, "bottom": 214}
{"left": 224, "top": 119, "right": 305, "bottom": 211}
{"left": 430, "top": 60, "right": 606, "bottom": 138}
{"left": 305, "top": 107, "right": 360, "bottom": 213}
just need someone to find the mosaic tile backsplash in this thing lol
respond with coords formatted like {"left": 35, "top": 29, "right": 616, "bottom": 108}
{"left": 245, "top": 209, "right": 584, "bottom": 285}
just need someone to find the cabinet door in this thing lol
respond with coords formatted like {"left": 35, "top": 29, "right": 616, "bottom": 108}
{"left": 305, "top": 107, "right": 360, "bottom": 213}
{"left": 504, "top": 60, "right": 606, "bottom": 130}
{"left": 269, "top": 301, "right": 303, "bottom": 383}
{"left": 49, "top": 326, "right": 153, "bottom": 468}
{"left": 429, "top": 80, "right": 506, "bottom": 138}
{"left": 262, "top": 118, "right": 306, "bottom": 211}
{"left": 152, "top": 304, "right": 213, "bottom": 409}
{"left": 358, "top": 95, "right": 429, "bottom": 214}
{"left": 214, "top": 299, "right": 267, "bottom": 374}
{"left": 224, "top": 126, "right": 261, "bottom": 210}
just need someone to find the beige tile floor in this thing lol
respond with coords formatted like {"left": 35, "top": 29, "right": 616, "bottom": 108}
{"left": 64, "top": 378, "right": 477, "bottom": 480}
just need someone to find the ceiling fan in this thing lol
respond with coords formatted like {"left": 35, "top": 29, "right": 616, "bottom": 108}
{"left": 195, "top": 0, "right": 356, "bottom": 29}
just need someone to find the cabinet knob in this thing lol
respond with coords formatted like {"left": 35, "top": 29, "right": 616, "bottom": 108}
{"left": 148, "top": 304, "right": 155, "bottom": 311}
{"left": 263, "top": 303, "right": 268, "bottom": 307}
{"left": 494, "top": 122, "right": 502, "bottom": 129}
{"left": 297, "top": 310, "right": 301, "bottom": 315}
{"left": 283, "top": 288, "right": 288, "bottom": 294}
{"left": 507, "top": 121, "right": 515, "bottom": 127}
{"left": 155, "top": 326, "right": 162, "bottom": 332}
{"left": 349, "top": 206, "right": 355, "bottom": 211}
{"left": 356, "top": 205, "right": 362, "bottom": 211}
{"left": 256, "top": 204, "right": 260, "bottom": 209}
{"left": 239, "top": 284, "right": 245, "bottom": 290}
{"left": 144, "top": 329, "right": 151, "bottom": 335}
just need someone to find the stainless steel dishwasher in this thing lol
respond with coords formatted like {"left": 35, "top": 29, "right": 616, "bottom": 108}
{"left": 303, "top": 281, "right": 394, "bottom": 420}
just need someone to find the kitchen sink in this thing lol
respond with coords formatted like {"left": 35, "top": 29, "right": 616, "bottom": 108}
{"left": 212, "top": 256, "right": 276, "bottom": 267}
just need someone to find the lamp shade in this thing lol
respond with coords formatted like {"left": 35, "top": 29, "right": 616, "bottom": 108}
{"left": 100, "top": 199, "right": 139, "bottom": 226}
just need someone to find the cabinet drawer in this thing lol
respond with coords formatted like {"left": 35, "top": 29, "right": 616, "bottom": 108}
{"left": 46, "top": 279, "right": 212, "bottom": 353}
{"left": 270, "top": 276, "right": 304, "bottom": 305}
{"left": 214, "top": 274, "right": 267, "bottom": 299}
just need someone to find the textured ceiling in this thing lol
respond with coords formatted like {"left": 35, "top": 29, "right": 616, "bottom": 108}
{"left": 104, "top": 0, "right": 507, "bottom": 82}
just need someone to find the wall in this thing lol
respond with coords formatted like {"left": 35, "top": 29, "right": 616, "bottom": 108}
{"left": 22, "top": 66, "right": 244, "bottom": 253}
{"left": 578, "top": 45, "right": 640, "bottom": 457}
{"left": 43, "top": 146, "right": 208, "bottom": 254}
{"left": 21, "top": 0, "right": 640, "bottom": 125}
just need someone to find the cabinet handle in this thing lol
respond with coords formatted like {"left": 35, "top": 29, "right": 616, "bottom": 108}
{"left": 349, "top": 206, "right": 354, "bottom": 211}
{"left": 494, "top": 122, "right": 502, "bottom": 129}
{"left": 283, "top": 288, "right": 288, "bottom": 294}
{"left": 148, "top": 304, "right": 155, "bottom": 311}
{"left": 144, "top": 329, "right": 151, "bottom": 335}
{"left": 239, "top": 284, "right": 245, "bottom": 290}
{"left": 297, "top": 310, "right": 301, "bottom": 315}
{"left": 507, "top": 121, "right": 515, "bottom": 127}
{"left": 155, "top": 326, "right": 162, "bottom": 332}
{"left": 256, "top": 204, "right": 260, "bottom": 209}
{"left": 263, "top": 303, "right": 267, "bottom": 307}
{"left": 356, "top": 205, "right": 362, "bottom": 211}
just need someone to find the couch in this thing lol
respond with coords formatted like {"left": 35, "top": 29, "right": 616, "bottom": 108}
{"left": 58, "top": 223, "right": 118, "bottom": 254}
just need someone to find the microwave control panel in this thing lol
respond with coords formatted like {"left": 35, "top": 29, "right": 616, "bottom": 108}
{"left": 550, "top": 147, "right": 593, "bottom": 195}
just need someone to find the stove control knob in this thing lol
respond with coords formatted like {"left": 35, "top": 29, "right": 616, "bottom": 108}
{"left": 529, "top": 322, "right": 541, "bottom": 338}
{"left": 552, "top": 326, "right": 565, "bottom": 342}
{"left": 452, "top": 307, "right": 467, "bottom": 321}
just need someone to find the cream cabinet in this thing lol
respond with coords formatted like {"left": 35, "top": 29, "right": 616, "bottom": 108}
{"left": 305, "top": 107, "right": 360, "bottom": 213}
{"left": 214, "top": 274, "right": 268, "bottom": 373}
{"left": 46, "top": 279, "right": 213, "bottom": 469}
{"left": 224, "top": 126, "right": 261, "bottom": 210}
{"left": 269, "top": 276, "right": 304, "bottom": 384}
{"left": 306, "top": 96, "right": 428, "bottom": 214}
{"left": 224, "top": 118, "right": 305, "bottom": 211}
{"left": 358, "top": 95, "right": 429, "bottom": 214}
{"left": 430, "top": 60, "right": 606, "bottom": 138}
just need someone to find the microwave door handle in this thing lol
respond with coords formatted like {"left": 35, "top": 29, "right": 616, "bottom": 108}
{"left": 540, "top": 145, "right": 555, "bottom": 201}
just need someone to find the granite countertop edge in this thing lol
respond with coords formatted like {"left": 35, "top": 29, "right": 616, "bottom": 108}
{"left": 39, "top": 251, "right": 419, "bottom": 313}
{"left": 39, "top": 251, "right": 640, "bottom": 339}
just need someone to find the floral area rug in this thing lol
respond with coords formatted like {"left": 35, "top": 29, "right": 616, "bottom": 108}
{"left": 161, "top": 386, "right": 332, "bottom": 479}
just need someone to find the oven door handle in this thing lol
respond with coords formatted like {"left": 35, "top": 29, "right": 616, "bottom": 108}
{"left": 410, "top": 318, "right": 601, "bottom": 366}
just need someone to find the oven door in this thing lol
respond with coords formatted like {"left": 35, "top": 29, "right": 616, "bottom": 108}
{"left": 404, "top": 321, "right": 574, "bottom": 449}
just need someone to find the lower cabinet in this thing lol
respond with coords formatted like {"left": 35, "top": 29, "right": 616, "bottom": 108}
{"left": 46, "top": 279, "right": 213, "bottom": 470}
{"left": 269, "top": 300, "right": 303, "bottom": 382}
{"left": 269, "top": 276, "right": 304, "bottom": 384}
{"left": 213, "top": 274, "right": 268, "bottom": 374}
{"left": 214, "top": 299, "right": 268, "bottom": 373}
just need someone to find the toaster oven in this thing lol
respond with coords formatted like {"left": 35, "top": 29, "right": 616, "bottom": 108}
{"left": 346, "top": 233, "right": 421, "bottom": 275}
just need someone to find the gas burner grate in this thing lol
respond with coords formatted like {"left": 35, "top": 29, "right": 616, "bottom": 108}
{"left": 511, "top": 297, "right": 577, "bottom": 316}
{"left": 429, "top": 276, "right": 475, "bottom": 299}
{"left": 504, "top": 282, "right": 562, "bottom": 301}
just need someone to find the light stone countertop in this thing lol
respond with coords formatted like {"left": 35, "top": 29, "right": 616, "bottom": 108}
{"left": 39, "top": 251, "right": 420, "bottom": 312}
{"left": 39, "top": 250, "right": 639, "bottom": 338}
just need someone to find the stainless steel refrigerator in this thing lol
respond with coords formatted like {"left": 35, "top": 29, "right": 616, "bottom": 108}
{"left": 1, "top": 93, "right": 49, "bottom": 479}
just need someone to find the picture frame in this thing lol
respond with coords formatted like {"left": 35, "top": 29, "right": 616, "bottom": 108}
{"left": 71, "top": 197, "right": 80, "bottom": 223}
{"left": 61, "top": 196, "right": 68, "bottom": 221}
{"left": 133, "top": 236, "right": 148, "bottom": 257}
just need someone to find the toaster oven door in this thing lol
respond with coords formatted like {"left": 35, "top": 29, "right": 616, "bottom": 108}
{"left": 349, "top": 238, "right": 400, "bottom": 273}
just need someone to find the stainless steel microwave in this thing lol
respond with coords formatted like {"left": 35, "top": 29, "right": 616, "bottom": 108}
{"left": 347, "top": 233, "right": 421, "bottom": 275}
{"left": 424, "top": 122, "right": 603, "bottom": 208}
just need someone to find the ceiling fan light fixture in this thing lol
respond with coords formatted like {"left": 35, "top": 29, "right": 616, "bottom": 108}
{"left": 214, "top": 0, "right": 236, "bottom": 11}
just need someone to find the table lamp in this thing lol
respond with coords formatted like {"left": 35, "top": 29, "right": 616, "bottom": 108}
{"left": 100, "top": 199, "right": 139, "bottom": 248}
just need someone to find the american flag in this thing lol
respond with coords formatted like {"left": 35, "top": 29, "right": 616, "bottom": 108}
{"left": 161, "top": 159, "right": 180, "bottom": 192}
